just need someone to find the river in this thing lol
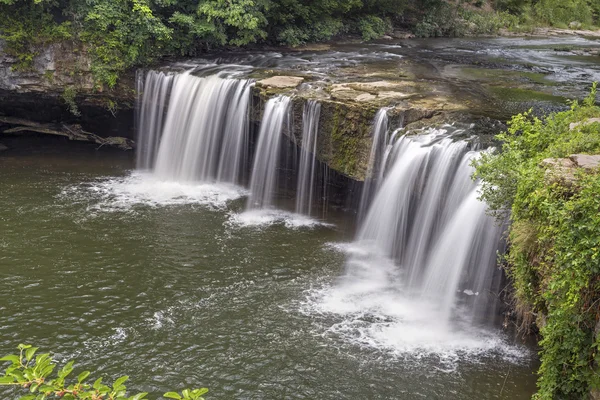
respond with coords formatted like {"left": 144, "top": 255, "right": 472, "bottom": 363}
{"left": 3, "top": 35, "right": 599, "bottom": 399}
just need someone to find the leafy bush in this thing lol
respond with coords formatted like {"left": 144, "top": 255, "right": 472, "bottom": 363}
{"left": 533, "top": 0, "right": 593, "bottom": 27}
{"left": 357, "top": 16, "right": 391, "bottom": 40}
{"left": 0, "top": 344, "right": 208, "bottom": 400}
{"left": 62, "top": 86, "right": 81, "bottom": 117}
{"left": 473, "top": 84, "right": 600, "bottom": 399}
{"left": 0, "top": 4, "right": 71, "bottom": 71}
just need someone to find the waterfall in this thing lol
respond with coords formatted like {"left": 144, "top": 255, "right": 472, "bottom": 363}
{"left": 246, "top": 96, "right": 291, "bottom": 210}
{"left": 136, "top": 71, "right": 253, "bottom": 184}
{"left": 345, "top": 128, "right": 503, "bottom": 327}
{"left": 295, "top": 100, "right": 321, "bottom": 216}
{"left": 358, "top": 108, "right": 389, "bottom": 219}
{"left": 135, "top": 70, "right": 174, "bottom": 170}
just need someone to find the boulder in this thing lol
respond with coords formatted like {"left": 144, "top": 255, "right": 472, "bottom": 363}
{"left": 569, "top": 21, "right": 582, "bottom": 30}
{"left": 569, "top": 118, "right": 600, "bottom": 130}
{"left": 257, "top": 76, "right": 304, "bottom": 89}
{"left": 540, "top": 157, "right": 577, "bottom": 187}
{"left": 570, "top": 154, "right": 600, "bottom": 171}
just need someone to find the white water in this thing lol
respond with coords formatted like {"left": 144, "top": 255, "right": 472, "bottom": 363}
{"left": 61, "top": 172, "right": 246, "bottom": 213}
{"left": 136, "top": 71, "right": 253, "bottom": 184}
{"left": 246, "top": 96, "right": 291, "bottom": 210}
{"left": 135, "top": 70, "right": 173, "bottom": 170}
{"left": 358, "top": 108, "right": 389, "bottom": 219}
{"left": 308, "top": 127, "right": 508, "bottom": 356}
{"left": 295, "top": 100, "right": 321, "bottom": 216}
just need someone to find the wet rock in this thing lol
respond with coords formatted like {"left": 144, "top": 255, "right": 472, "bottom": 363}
{"left": 257, "top": 76, "right": 304, "bottom": 89}
{"left": 381, "top": 35, "right": 393, "bottom": 40}
{"left": 569, "top": 118, "right": 600, "bottom": 130}
{"left": 377, "top": 91, "right": 412, "bottom": 100}
{"left": 569, "top": 154, "right": 600, "bottom": 171}
{"left": 355, "top": 93, "right": 377, "bottom": 102}
{"left": 0, "top": 142, "right": 7, "bottom": 151}
{"left": 346, "top": 81, "right": 415, "bottom": 93}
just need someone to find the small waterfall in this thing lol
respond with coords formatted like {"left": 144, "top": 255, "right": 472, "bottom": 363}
{"left": 345, "top": 128, "right": 503, "bottom": 327}
{"left": 295, "top": 100, "right": 321, "bottom": 216}
{"left": 246, "top": 96, "right": 291, "bottom": 210}
{"left": 136, "top": 71, "right": 253, "bottom": 184}
{"left": 358, "top": 108, "right": 389, "bottom": 219}
{"left": 136, "top": 71, "right": 174, "bottom": 170}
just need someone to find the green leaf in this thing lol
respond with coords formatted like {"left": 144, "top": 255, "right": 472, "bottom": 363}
{"left": 0, "top": 355, "right": 20, "bottom": 364}
{"left": 193, "top": 388, "right": 209, "bottom": 396}
{"left": 93, "top": 377, "right": 103, "bottom": 389}
{"left": 113, "top": 375, "right": 129, "bottom": 388}
{"left": 77, "top": 371, "right": 90, "bottom": 383}
{"left": 0, "top": 376, "right": 16, "bottom": 384}
{"left": 38, "top": 384, "right": 55, "bottom": 393}
{"left": 25, "top": 348, "right": 38, "bottom": 362}
{"left": 17, "top": 395, "right": 35, "bottom": 400}
{"left": 130, "top": 392, "right": 148, "bottom": 400}
{"left": 163, "top": 392, "right": 183, "bottom": 399}
{"left": 58, "top": 361, "right": 74, "bottom": 378}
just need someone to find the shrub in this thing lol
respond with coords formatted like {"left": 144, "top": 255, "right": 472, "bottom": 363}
{"left": 473, "top": 84, "right": 600, "bottom": 399}
{"left": 0, "top": 344, "right": 208, "bottom": 400}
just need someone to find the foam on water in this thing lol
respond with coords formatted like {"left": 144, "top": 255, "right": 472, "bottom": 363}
{"left": 61, "top": 171, "right": 246, "bottom": 212}
{"left": 296, "top": 243, "right": 529, "bottom": 365}
{"left": 229, "top": 209, "right": 333, "bottom": 229}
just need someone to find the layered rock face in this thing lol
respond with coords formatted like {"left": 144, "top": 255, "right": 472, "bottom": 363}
{"left": 0, "top": 40, "right": 135, "bottom": 141}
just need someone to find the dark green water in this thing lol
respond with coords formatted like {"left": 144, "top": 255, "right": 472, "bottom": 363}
{"left": 0, "top": 145, "right": 539, "bottom": 399}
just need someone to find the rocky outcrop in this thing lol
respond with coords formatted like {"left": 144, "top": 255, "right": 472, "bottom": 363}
{"left": 0, "top": 40, "right": 94, "bottom": 93}
{"left": 541, "top": 154, "right": 600, "bottom": 187}
{"left": 570, "top": 118, "right": 600, "bottom": 131}
{"left": 0, "top": 39, "right": 136, "bottom": 141}
{"left": 257, "top": 76, "right": 304, "bottom": 89}
{"left": 251, "top": 76, "right": 446, "bottom": 181}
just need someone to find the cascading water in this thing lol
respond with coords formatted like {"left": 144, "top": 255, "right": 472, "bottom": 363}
{"left": 358, "top": 108, "right": 389, "bottom": 219}
{"left": 353, "top": 129, "right": 503, "bottom": 322}
{"left": 135, "top": 70, "right": 174, "bottom": 170}
{"left": 136, "top": 70, "right": 253, "bottom": 184}
{"left": 313, "top": 126, "right": 506, "bottom": 354}
{"left": 246, "top": 96, "right": 291, "bottom": 210}
{"left": 295, "top": 100, "right": 321, "bottom": 216}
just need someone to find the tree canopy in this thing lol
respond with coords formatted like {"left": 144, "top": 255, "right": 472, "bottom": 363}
{"left": 0, "top": 0, "right": 598, "bottom": 86}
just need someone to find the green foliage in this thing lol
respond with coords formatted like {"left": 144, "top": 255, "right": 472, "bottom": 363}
{"left": 0, "top": 344, "right": 208, "bottom": 400}
{"left": 62, "top": 86, "right": 81, "bottom": 117}
{"left": 533, "top": 0, "right": 593, "bottom": 27}
{"left": 0, "top": 2, "right": 71, "bottom": 71}
{"left": 357, "top": 16, "right": 391, "bottom": 41}
{"left": 414, "top": 2, "right": 518, "bottom": 38}
{"left": 473, "top": 83, "right": 600, "bottom": 399}
{"left": 80, "top": 0, "right": 173, "bottom": 89}
{"left": 0, "top": 0, "right": 598, "bottom": 86}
